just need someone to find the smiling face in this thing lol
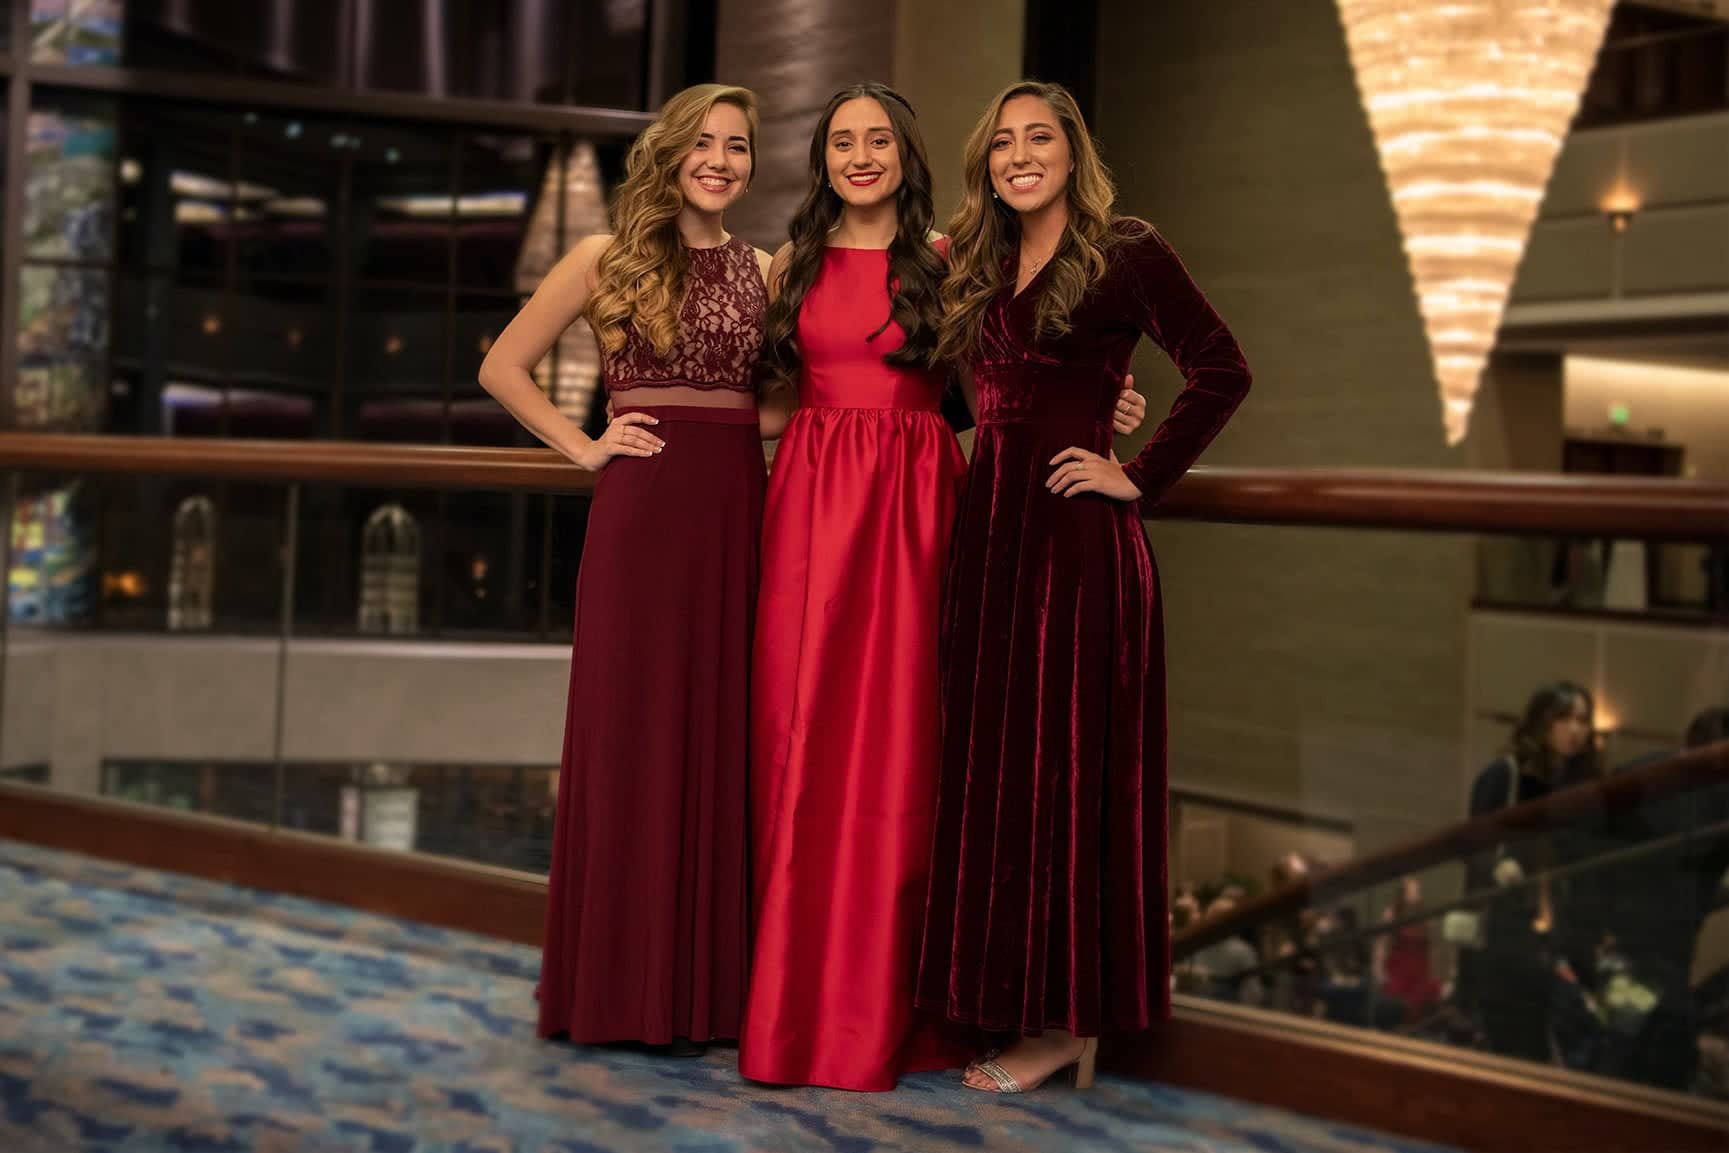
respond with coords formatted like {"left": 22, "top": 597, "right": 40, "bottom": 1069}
{"left": 825, "top": 97, "right": 903, "bottom": 210}
{"left": 678, "top": 100, "right": 753, "bottom": 216}
{"left": 988, "top": 94, "right": 1072, "bottom": 216}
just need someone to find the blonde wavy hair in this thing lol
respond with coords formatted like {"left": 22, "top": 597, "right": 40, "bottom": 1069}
{"left": 936, "top": 80, "right": 1137, "bottom": 365}
{"left": 587, "top": 83, "right": 759, "bottom": 357}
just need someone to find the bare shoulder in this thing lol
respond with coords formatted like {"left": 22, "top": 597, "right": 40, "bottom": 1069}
{"left": 571, "top": 231, "right": 615, "bottom": 263}
{"left": 555, "top": 232, "right": 614, "bottom": 288}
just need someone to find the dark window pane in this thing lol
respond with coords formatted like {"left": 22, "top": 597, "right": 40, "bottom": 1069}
{"left": 352, "top": 125, "right": 453, "bottom": 283}
{"left": 231, "top": 0, "right": 344, "bottom": 85}
{"left": 235, "top": 110, "right": 338, "bottom": 279}
{"left": 441, "top": 491, "right": 536, "bottom": 635}
{"left": 567, "top": 0, "right": 648, "bottom": 108}
{"left": 122, "top": 0, "right": 344, "bottom": 82}
{"left": 121, "top": 0, "right": 238, "bottom": 74}
{"left": 230, "top": 278, "right": 333, "bottom": 430}
{"left": 358, "top": 0, "right": 563, "bottom": 102}
{"left": 95, "top": 476, "right": 285, "bottom": 635}
{"left": 450, "top": 285, "right": 519, "bottom": 443}
{"left": 294, "top": 486, "right": 436, "bottom": 639}
{"left": 544, "top": 493, "right": 590, "bottom": 639}
{"left": 456, "top": 132, "right": 546, "bottom": 291}
{"left": 347, "top": 283, "right": 448, "bottom": 441}
{"left": 116, "top": 102, "right": 235, "bottom": 278}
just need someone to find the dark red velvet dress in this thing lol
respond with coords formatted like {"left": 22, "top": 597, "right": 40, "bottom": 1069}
{"left": 538, "top": 237, "right": 765, "bottom": 1045}
{"left": 916, "top": 221, "right": 1250, "bottom": 1037}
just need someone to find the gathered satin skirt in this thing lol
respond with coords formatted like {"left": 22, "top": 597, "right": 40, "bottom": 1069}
{"left": 538, "top": 405, "right": 763, "bottom": 1045}
{"left": 742, "top": 404, "right": 976, "bottom": 1089}
{"left": 916, "top": 415, "right": 1170, "bottom": 1038}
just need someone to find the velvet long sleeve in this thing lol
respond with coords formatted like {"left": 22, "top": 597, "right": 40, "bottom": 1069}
{"left": 1116, "top": 228, "right": 1251, "bottom": 512}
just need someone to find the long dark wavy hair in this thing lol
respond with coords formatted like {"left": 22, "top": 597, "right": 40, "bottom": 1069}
{"left": 1508, "top": 680, "right": 1598, "bottom": 783}
{"left": 761, "top": 82, "right": 945, "bottom": 392}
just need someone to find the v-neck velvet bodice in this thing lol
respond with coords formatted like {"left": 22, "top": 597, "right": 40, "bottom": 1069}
{"left": 971, "top": 219, "right": 1250, "bottom": 509}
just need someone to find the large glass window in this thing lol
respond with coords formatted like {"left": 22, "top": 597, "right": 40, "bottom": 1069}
{"left": 3, "top": 6, "right": 650, "bottom": 638}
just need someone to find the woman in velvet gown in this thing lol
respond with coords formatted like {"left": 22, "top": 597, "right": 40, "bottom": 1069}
{"left": 479, "top": 85, "right": 774, "bottom": 1049}
{"left": 917, "top": 81, "right": 1252, "bottom": 1093}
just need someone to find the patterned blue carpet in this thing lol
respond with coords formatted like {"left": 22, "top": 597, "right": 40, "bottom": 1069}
{"left": 0, "top": 837, "right": 1459, "bottom": 1153}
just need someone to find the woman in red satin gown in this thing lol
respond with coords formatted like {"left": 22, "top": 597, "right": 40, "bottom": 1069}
{"left": 742, "top": 83, "right": 971, "bottom": 1092}
{"left": 917, "top": 82, "right": 1252, "bottom": 1094}
{"left": 743, "top": 84, "right": 1147, "bottom": 1092}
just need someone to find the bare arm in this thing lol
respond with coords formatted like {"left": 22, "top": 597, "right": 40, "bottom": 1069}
{"left": 478, "top": 233, "right": 663, "bottom": 470}
{"left": 757, "top": 242, "right": 797, "bottom": 441}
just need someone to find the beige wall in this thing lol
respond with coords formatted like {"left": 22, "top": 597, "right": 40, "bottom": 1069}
{"left": 1510, "top": 112, "right": 1729, "bottom": 307}
{"left": 1, "top": 633, "right": 570, "bottom": 792}
{"left": 1094, "top": 0, "right": 1475, "bottom": 857}
{"left": 1467, "top": 608, "right": 1729, "bottom": 770}
{"left": 1564, "top": 355, "right": 1729, "bottom": 484}
{"left": 893, "top": 1, "right": 1024, "bottom": 227}
{"left": 1173, "top": 798, "right": 1354, "bottom": 896}
{"left": 1471, "top": 353, "right": 1566, "bottom": 607}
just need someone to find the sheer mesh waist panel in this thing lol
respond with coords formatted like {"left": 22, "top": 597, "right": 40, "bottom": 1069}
{"left": 605, "top": 383, "right": 757, "bottom": 410}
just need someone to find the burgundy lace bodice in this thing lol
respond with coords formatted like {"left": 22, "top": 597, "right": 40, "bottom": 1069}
{"left": 603, "top": 235, "right": 766, "bottom": 394}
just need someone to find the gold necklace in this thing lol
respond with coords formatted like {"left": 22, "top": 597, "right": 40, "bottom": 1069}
{"left": 1022, "top": 243, "right": 1059, "bottom": 276}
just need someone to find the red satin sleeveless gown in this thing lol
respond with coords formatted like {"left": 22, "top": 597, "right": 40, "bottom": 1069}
{"left": 742, "top": 244, "right": 974, "bottom": 1090}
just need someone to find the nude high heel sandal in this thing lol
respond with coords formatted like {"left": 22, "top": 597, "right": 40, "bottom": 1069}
{"left": 968, "top": 1037, "right": 1099, "bottom": 1094}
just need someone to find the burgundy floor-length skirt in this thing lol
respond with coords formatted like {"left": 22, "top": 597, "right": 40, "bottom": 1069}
{"left": 538, "top": 404, "right": 763, "bottom": 1045}
{"left": 917, "top": 415, "right": 1169, "bottom": 1038}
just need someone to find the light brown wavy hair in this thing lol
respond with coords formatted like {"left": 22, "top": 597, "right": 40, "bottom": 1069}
{"left": 587, "top": 84, "right": 759, "bottom": 357}
{"left": 936, "top": 80, "right": 1139, "bottom": 365}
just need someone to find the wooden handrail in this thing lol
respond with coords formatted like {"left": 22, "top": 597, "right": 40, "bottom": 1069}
{"left": 1172, "top": 740, "right": 1729, "bottom": 959}
{"left": 0, "top": 433, "right": 599, "bottom": 494}
{"left": 1, "top": 434, "right": 1725, "bottom": 538}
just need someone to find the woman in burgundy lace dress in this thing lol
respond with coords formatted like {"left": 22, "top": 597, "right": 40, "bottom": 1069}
{"left": 479, "top": 84, "right": 774, "bottom": 1051}
{"left": 917, "top": 81, "right": 1251, "bottom": 1093}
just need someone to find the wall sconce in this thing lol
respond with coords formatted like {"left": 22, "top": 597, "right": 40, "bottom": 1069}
{"left": 384, "top": 335, "right": 404, "bottom": 356}
{"left": 201, "top": 314, "right": 222, "bottom": 336}
{"left": 1601, "top": 190, "right": 1639, "bottom": 234}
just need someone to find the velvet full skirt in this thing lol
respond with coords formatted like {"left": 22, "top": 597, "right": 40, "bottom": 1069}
{"left": 916, "top": 416, "right": 1171, "bottom": 1037}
